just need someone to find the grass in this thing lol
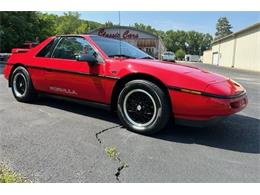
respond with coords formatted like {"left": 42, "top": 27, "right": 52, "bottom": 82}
{"left": 105, "top": 146, "right": 129, "bottom": 181}
{"left": 105, "top": 146, "right": 119, "bottom": 160}
{"left": 0, "top": 163, "right": 28, "bottom": 183}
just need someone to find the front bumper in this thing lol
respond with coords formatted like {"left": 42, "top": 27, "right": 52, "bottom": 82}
{"left": 168, "top": 88, "right": 248, "bottom": 122}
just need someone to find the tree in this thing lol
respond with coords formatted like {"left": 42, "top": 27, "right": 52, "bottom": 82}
{"left": 163, "top": 30, "right": 212, "bottom": 55}
{"left": 0, "top": 11, "right": 213, "bottom": 55}
{"left": 87, "top": 21, "right": 102, "bottom": 31}
{"left": 186, "top": 31, "right": 207, "bottom": 55}
{"left": 0, "top": 11, "right": 104, "bottom": 52}
{"left": 175, "top": 49, "right": 185, "bottom": 60}
{"left": 132, "top": 23, "right": 158, "bottom": 35}
{"left": 37, "top": 12, "right": 58, "bottom": 39}
{"left": 200, "top": 33, "right": 213, "bottom": 54}
{"left": 0, "top": 12, "right": 43, "bottom": 52}
{"left": 164, "top": 30, "right": 187, "bottom": 53}
{"left": 55, "top": 12, "right": 88, "bottom": 34}
{"left": 215, "top": 17, "right": 232, "bottom": 40}
{"left": 104, "top": 21, "right": 114, "bottom": 27}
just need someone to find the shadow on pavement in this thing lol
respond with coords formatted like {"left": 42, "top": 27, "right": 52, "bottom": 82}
{"left": 36, "top": 96, "right": 260, "bottom": 154}
{"left": 155, "top": 115, "right": 260, "bottom": 154}
{"left": 37, "top": 96, "right": 119, "bottom": 124}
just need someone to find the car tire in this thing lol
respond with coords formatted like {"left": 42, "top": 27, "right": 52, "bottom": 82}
{"left": 11, "top": 66, "right": 37, "bottom": 102}
{"left": 117, "top": 80, "right": 171, "bottom": 134}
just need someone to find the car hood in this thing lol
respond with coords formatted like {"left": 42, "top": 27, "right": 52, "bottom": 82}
{"left": 123, "top": 59, "right": 229, "bottom": 91}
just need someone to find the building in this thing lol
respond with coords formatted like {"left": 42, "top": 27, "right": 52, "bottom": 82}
{"left": 203, "top": 22, "right": 260, "bottom": 71}
{"left": 88, "top": 26, "right": 166, "bottom": 59}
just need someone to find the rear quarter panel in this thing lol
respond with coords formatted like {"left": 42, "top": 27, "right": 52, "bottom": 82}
{"left": 3, "top": 37, "right": 55, "bottom": 85}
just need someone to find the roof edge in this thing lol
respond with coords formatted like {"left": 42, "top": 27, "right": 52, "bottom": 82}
{"left": 212, "top": 22, "right": 260, "bottom": 44}
{"left": 88, "top": 25, "right": 159, "bottom": 38}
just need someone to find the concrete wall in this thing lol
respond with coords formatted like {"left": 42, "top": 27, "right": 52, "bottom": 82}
{"left": 234, "top": 27, "right": 260, "bottom": 71}
{"left": 202, "top": 50, "right": 212, "bottom": 64}
{"left": 203, "top": 24, "right": 260, "bottom": 71}
{"left": 218, "top": 37, "right": 235, "bottom": 67}
{"left": 211, "top": 44, "right": 219, "bottom": 53}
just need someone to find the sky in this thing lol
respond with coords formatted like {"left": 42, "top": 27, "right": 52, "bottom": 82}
{"left": 48, "top": 11, "right": 260, "bottom": 36}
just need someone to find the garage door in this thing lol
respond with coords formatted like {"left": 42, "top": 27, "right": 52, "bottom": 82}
{"left": 212, "top": 52, "right": 219, "bottom": 65}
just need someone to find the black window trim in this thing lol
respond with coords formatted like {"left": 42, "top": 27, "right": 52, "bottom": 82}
{"left": 35, "top": 37, "right": 61, "bottom": 58}
{"left": 50, "top": 36, "right": 104, "bottom": 63}
{"left": 50, "top": 37, "right": 64, "bottom": 58}
{"left": 47, "top": 37, "right": 62, "bottom": 58}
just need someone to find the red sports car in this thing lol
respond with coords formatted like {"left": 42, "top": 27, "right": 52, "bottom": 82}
{"left": 3, "top": 35, "right": 248, "bottom": 134}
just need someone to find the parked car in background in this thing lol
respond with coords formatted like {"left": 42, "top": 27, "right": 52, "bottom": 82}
{"left": 185, "top": 54, "right": 200, "bottom": 62}
{"left": 162, "top": 51, "right": 175, "bottom": 62}
{"left": 3, "top": 35, "right": 248, "bottom": 134}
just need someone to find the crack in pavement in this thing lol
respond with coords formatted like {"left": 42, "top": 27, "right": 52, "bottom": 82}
{"left": 95, "top": 125, "right": 129, "bottom": 182}
{"left": 114, "top": 156, "right": 128, "bottom": 182}
{"left": 95, "top": 125, "right": 121, "bottom": 144}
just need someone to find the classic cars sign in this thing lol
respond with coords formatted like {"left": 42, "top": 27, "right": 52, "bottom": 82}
{"left": 98, "top": 28, "right": 139, "bottom": 39}
{"left": 89, "top": 26, "right": 166, "bottom": 59}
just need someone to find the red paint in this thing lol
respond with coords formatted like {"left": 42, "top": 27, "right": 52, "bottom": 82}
{"left": 3, "top": 35, "right": 248, "bottom": 123}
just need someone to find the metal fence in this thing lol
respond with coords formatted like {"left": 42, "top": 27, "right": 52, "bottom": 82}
{"left": 0, "top": 53, "right": 10, "bottom": 74}
{"left": 0, "top": 55, "right": 8, "bottom": 74}
{"left": 0, "top": 64, "right": 4, "bottom": 74}
{"left": 0, "top": 53, "right": 10, "bottom": 61}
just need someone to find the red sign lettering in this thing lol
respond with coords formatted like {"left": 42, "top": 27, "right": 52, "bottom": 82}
{"left": 97, "top": 29, "right": 139, "bottom": 39}
{"left": 123, "top": 30, "right": 139, "bottom": 39}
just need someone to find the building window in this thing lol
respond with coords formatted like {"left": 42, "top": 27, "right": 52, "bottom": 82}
{"left": 145, "top": 47, "right": 154, "bottom": 56}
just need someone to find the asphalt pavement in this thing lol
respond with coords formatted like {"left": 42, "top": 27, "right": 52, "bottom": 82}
{"left": 0, "top": 62, "right": 259, "bottom": 182}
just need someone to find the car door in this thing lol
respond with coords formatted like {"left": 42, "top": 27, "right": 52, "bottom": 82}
{"left": 38, "top": 36, "right": 107, "bottom": 103}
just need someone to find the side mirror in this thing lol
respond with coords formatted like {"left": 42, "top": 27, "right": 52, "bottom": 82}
{"left": 76, "top": 53, "right": 98, "bottom": 66}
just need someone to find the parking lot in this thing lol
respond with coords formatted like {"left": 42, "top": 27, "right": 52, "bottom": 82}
{"left": 0, "top": 62, "right": 259, "bottom": 182}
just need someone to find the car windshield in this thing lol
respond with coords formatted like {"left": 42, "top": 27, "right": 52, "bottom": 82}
{"left": 90, "top": 36, "right": 153, "bottom": 59}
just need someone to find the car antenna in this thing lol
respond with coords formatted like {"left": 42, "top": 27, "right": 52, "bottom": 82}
{"left": 118, "top": 11, "right": 122, "bottom": 56}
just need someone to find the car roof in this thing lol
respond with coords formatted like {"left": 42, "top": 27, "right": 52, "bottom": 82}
{"left": 54, "top": 34, "right": 100, "bottom": 38}
{"left": 54, "top": 34, "right": 87, "bottom": 38}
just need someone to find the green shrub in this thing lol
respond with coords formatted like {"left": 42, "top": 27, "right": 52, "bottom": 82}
{"left": 175, "top": 49, "right": 186, "bottom": 60}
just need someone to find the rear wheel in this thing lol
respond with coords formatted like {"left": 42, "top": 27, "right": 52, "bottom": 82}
{"left": 11, "top": 66, "right": 37, "bottom": 102}
{"left": 117, "top": 80, "right": 171, "bottom": 134}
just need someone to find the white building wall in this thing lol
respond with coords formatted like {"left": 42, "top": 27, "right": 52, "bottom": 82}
{"left": 218, "top": 38, "right": 235, "bottom": 68}
{"left": 211, "top": 44, "right": 220, "bottom": 65}
{"left": 211, "top": 44, "right": 219, "bottom": 53}
{"left": 205, "top": 24, "right": 260, "bottom": 71}
{"left": 202, "top": 50, "right": 212, "bottom": 64}
{"left": 234, "top": 27, "right": 260, "bottom": 71}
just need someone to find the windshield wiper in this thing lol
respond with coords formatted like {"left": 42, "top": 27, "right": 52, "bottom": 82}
{"left": 108, "top": 54, "right": 136, "bottom": 59}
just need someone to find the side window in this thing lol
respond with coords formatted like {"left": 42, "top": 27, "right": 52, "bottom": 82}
{"left": 36, "top": 38, "right": 60, "bottom": 58}
{"left": 51, "top": 37, "right": 95, "bottom": 60}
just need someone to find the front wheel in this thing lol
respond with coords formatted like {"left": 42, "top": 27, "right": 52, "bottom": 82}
{"left": 117, "top": 80, "right": 171, "bottom": 134}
